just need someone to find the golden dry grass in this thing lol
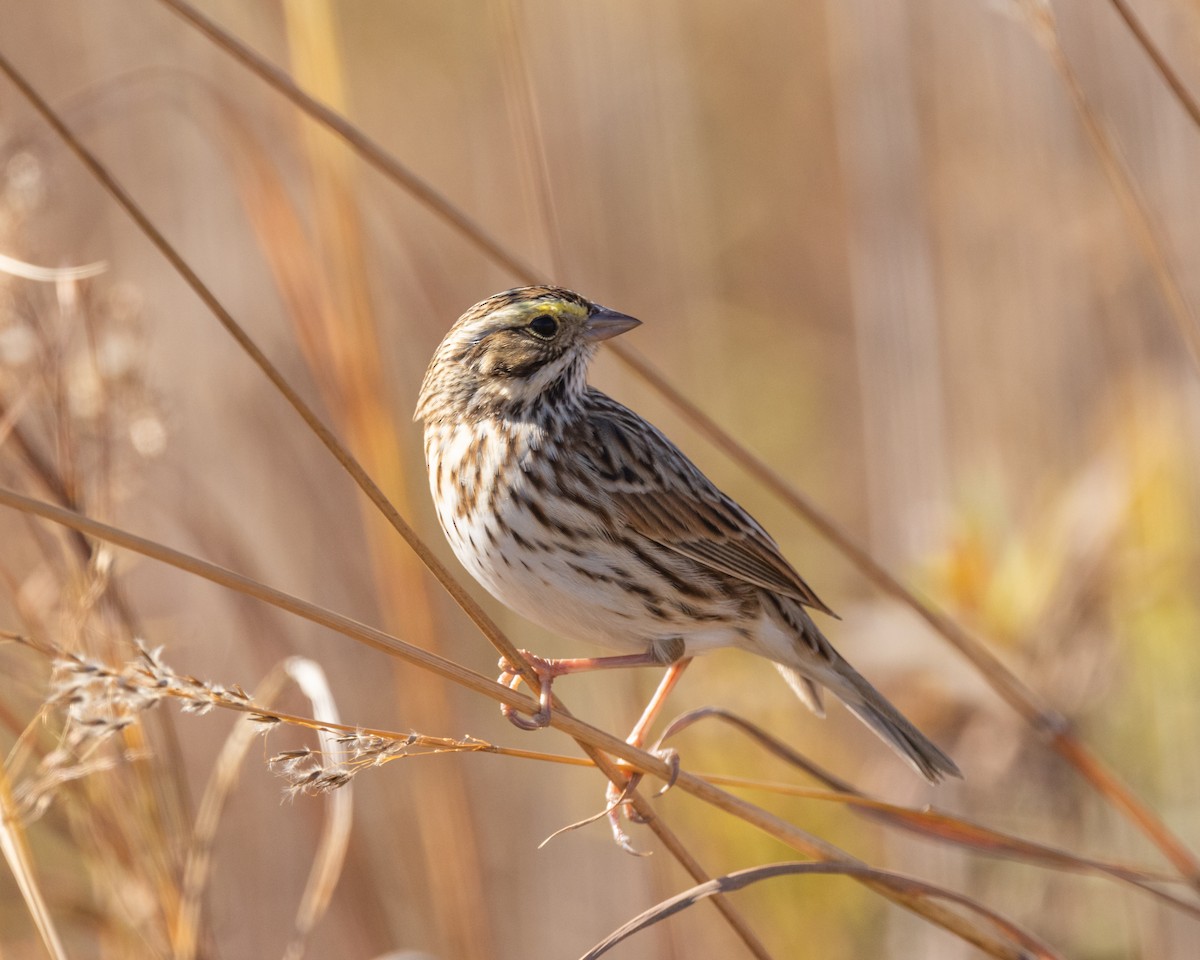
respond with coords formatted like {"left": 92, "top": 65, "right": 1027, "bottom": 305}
{"left": 2, "top": 0, "right": 1200, "bottom": 957}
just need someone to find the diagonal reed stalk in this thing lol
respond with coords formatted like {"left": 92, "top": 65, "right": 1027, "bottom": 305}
{"left": 1103, "top": 0, "right": 1200, "bottom": 131}
{"left": 2, "top": 12, "right": 1195, "bottom": 956}
{"left": 148, "top": 0, "right": 1200, "bottom": 887}
{"left": 0, "top": 48, "right": 774, "bottom": 959}
{"left": 661, "top": 707, "right": 1200, "bottom": 917}
{"left": 18, "top": 625, "right": 1195, "bottom": 925}
{"left": 0, "top": 760, "right": 67, "bottom": 960}
{"left": 4, "top": 4, "right": 1198, "bottom": 953}
{"left": 272, "top": 5, "right": 494, "bottom": 955}
{"left": 0, "top": 486, "right": 1049, "bottom": 960}
{"left": 1017, "top": 0, "right": 1200, "bottom": 374}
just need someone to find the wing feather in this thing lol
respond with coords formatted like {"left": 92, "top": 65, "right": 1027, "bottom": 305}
{"left": 581, "top": 391, "right": 837, "bottom": 617}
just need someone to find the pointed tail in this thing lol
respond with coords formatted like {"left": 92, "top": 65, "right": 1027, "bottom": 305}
{"left": 779, "top": 649, "right": 961, "bottom": 783}
{"left": 829, "top": 655, "right": 961, "bottom": 782}
{"left": 765, "top": 598, "right": 960, "bottom": 782}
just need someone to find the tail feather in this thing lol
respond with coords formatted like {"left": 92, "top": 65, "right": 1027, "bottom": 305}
{"left": 838, "top": 675, "right": 961, "bottom": 782}
{"left": 764, "top": 596, "right": 960, "bottom": 782}
{"left": 783, "top": 655, "right": 961, "bottom": 783}
{"left": 774, "top": 662, "right": 825, "bottom": 717}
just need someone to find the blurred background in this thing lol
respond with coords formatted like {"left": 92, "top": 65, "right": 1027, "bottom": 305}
{"left": 2, "top": 0, "right": 1200, "bottom": 957}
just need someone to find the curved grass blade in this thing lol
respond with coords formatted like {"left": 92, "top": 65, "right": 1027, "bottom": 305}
{"left": 581, "top": 861, "right": 1061, "bottom": 960}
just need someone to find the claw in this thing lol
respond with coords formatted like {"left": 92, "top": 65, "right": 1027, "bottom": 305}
{"left": 500, "top": 698, "right": 550, "bottom": 730}
{"left": 605, "top": 771, "right": 647, "bottom": 825}
{"left": 607, "top": 807, "right": 650, "bottom": 856}
{"left": 494, "top": 651, "right": 685, "bottom": 854}
{"left": 605, "top": 745, "right": 681, "bottom": 834}
{"left": 605, "top": 778, "right": 651, "bottom": 856}
{"left": 605, "top": 771, "right": 643, "bottom": 810}
{"left": 651, "top": 747, "right": 681, "bottom": 797}
{"left": 496, "top": 651, "right": 554, "bottom": 730}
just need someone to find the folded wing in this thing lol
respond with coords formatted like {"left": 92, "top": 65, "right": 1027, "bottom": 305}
{"left": 582, "top": 391, "right": 837, "bottom": 618}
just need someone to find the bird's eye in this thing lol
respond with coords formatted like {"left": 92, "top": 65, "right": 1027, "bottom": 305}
{"left": 527, "top": 314, "right": 559, "bottom": 339}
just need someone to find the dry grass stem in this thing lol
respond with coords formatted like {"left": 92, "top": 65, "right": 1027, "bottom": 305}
{"left": 173, "top": 662, "right": 302, "bottom": 960}
{"left": 0, "top": 51, "right": 761, "bottom": 936}
{"left": 2, "top": 3, "right": 1197, "bottom": 956}
{"left": 1016, "top": 0, "right": 1200, "bottom": 372}
{"left": 1104, "top": 0, "right": 1200, "bottom": 129}
{"left": 2, "top": 491, "right": 1054, "bottom": 957}
{"left": 125, "top": 0, "right": 1199, "bottom": 896}
{"left": 0, "top": 764, "right": 67, "bottom": 960}
{"left": 582, "top": 861, "right": 1063, "bottom": 960}
{"left": 0, "top": 43, "right": 546, "bottom": 707}
{"left": 625, "top": 345, "right": 1200, "bottom": 883}
{"left": 0, "top": 253, "right": 107, "bottom": 282}
{"left": 0, "top": 487, "right": 773, "bottom": 953}
{"left": 276, "top": 658, "right": 351, "bottom": 960}
{"left": 153, "top": 0, "right": 543, "bottom": 284}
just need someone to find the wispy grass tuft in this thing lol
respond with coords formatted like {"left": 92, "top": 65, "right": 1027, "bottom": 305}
{"left": 3, "top": 1, "right": 1200, "bottom": 957}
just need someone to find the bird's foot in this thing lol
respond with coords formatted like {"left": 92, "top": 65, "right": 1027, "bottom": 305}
{"left": 606, "top": 747, "right": 680, "bottom": 816}
{"left": 604, "top": 745, "right": 681, "bottom": 855}
{"left": 650, "top": 746, "right": 681, "bottom": 796}
{"left": 605, "top": 776, "right": 650, "bottom": 856}
{"left": 496, "top": 650, "right": 556, "bottom": 730}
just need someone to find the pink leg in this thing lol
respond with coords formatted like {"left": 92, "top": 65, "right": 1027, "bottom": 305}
{"left": 497, "top": 647, "right": 681, "bottom": 731}
{"left": 627, "top": 657, "right": 693, "bottom": 748}
{"left": 497, "top": 646, "right": 692, "bottom": 854}
{"left": 606, "top": 657, "right": 693, "bottom": 848}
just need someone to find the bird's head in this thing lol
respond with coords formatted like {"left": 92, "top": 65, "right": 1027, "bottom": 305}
{"left": 415, "top": 286, "right": 640, "bottom": 422}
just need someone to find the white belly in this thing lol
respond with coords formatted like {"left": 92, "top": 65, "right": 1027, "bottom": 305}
{"left": 426, "top": 421, "right": 745, "bottom": 656}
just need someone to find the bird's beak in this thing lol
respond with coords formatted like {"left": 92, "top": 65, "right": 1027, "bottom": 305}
{"left": 585, "top": 305, "right": 642, "bottom": 342}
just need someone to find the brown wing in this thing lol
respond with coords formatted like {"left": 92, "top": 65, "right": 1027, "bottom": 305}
{"left": 580, "top": 391, "right": 837, "bottom": 617}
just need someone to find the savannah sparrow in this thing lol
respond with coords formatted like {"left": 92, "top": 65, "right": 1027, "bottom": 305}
{"left": 416, "top": 286, "right": 959, "bottom": 782}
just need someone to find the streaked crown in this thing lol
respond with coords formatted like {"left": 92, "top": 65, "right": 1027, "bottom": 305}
{"left": 415, "top": 286, "right": 639, "bottom": 422}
